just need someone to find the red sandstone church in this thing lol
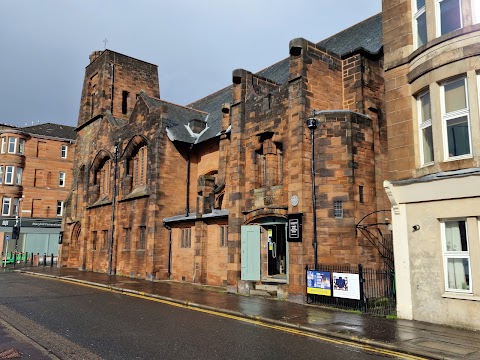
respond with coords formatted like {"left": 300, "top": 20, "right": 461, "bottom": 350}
{"left": 60, "top": 14, "right": 390, "bottom": 301}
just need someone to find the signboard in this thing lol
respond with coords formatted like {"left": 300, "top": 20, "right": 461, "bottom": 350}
{"left": 0, "top": 218, "right": 61, "bottom": 228}
{"left": 287, "top": 213, "right": 302, "bottom": 242}
{"left": 306, "top": 270, "right": 331, "bottom": 296}
{"left": 332, "top": 272, "right": 360, "bottom": 300}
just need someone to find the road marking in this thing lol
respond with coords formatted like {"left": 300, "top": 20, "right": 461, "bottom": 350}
{"left": 30, "top": 274, "right": 426, "bottom": 360}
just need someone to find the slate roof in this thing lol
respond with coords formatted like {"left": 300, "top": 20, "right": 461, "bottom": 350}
{"left": 317, "top": 13, "right": 383, "bottom": 58}
{"left": 186, "top": 57, "right": 291, "bottom": 144}
{"left": 163, "top": 209, "right": 229, "bottom": 223}
{"left": 149, "top": 13, "right": 382, "bottom": 145}
{"left": 142, "top": 95, "right": 209, "bottom": 143}
{"left": 21, "top": 123, "right": 76, "bottom": 141}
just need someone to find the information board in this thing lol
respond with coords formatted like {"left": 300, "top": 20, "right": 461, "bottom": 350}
{"left": 332, "top": 272, "right": 360, "bottom": 300}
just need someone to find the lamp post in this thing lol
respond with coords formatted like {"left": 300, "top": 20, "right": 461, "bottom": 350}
{"left": 306, "top": 111, "right": 318, "bottom": 270}
{"left": 13, "top": 197, "right": 23, "bottom": 267}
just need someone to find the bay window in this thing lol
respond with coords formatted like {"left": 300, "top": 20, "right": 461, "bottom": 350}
{"left": 442, "top": 220, "right": 471, "bottom": 292}
{"left": 1, "top": 138, "right": 6, "bottom": 153}
{"left": 0, "top": 166, "right": 3, "bottom": 184}
{"left": 418, "top": 91, "right": 434, "bottom": 165}
{"left": 441, "top": 77, "right": 471, "bottom": 159}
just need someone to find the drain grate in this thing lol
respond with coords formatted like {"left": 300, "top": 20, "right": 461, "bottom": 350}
{"left": 0, "top": 348, "right": 22, "bottom": 359}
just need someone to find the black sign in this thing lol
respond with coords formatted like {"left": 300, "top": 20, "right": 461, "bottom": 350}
{"left": 287, "top": 213, "right": 302, "bottom": 242}
{"left": 0, "top": 218, "right": 61, "bottom": 229}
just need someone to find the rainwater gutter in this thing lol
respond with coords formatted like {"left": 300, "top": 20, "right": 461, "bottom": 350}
{"left": 110, "top": 58, "right": 115, "bottom": 113}
{"left": 185, "top": 144, "right": 193, "bottom": 216}
{"left": 107, "top": 142, "right": 119, "bottom": 275}
{"left": 163, "top": 221, "right": 172, "bottom": 279}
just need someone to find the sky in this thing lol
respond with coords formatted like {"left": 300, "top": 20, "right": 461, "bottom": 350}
{"left": 0, "top": 1, "right": 381, "bottom": 128}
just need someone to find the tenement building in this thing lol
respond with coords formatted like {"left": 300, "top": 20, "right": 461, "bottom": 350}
{"left": 60, "top": 14, "right": 390, "bottom": 301}
{"left": 383, "top": 0, "right": 480, "bottom": 329}
{"left": 0, "top": 123, "right": 75, "bottom": 258}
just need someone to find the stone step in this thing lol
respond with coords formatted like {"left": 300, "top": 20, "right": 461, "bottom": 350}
{"left": 255, "top": 284, "right": 278, "bottom": 292}
{"left": 250, "top": 289, "right": 277, "bottom": 297}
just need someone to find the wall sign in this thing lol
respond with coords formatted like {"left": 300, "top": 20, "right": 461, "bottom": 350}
{"left": 0, "top": 218, "right": 61, "bottom": 229}
{"left": 287, "top": 213, "right": 302, "bottom": 242}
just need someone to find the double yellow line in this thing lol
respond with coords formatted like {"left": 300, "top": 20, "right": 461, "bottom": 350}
{"left": 45, "top": 275, "right": 426, "bottom": 360}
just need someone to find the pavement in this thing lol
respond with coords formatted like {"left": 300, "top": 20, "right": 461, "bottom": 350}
{"left": 2, "top": 266, "right": 480, "bottom": 360}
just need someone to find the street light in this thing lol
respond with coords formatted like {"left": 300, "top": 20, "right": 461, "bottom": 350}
{"left": 306, "top": 111, "right": 318, "bottom": 270}
{"left": 13, "top": 196, "right": 24, "bottom": 267}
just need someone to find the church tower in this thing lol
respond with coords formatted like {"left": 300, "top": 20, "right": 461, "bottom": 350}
{"left": 77, "top": 50, "right": 160, "bottom": 127}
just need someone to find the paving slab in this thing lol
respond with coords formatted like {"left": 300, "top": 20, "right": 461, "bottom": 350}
{"left": 0, "top": 318, "right": 56, "bottom": 359}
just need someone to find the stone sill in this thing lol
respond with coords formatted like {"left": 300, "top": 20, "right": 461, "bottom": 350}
{"left": 119, "top": 186, "right": 150, "bottom": 202}
{"left": 87, "top": 198, "right": 112, "bottom": 209}
{"left": 442, "top": 292, "right": 480, "bottom": 302}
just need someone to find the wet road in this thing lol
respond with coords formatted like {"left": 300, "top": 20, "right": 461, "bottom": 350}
{"left": 0, "top": 271, "right": 405, "bottom": 359}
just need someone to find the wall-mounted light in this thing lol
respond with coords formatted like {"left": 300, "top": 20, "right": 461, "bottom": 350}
{"left": 412, "top": 224, "right": 420, "bottom": 232}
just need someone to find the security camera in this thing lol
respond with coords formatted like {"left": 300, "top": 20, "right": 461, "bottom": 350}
{"left": 412, "top": 224, "right": 420, "bottom": 232}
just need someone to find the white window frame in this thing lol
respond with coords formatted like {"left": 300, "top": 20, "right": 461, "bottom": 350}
{"left": 2, "top": 197, "right": 11, "bottom": 216}
{"left": 441, "top": 219, "right": 472, "bottom": 293}
{"left": 15, "top": 167, "right": 22, "bottom": 185}
{"left": 4, "top": 166, "right": 14, "bottom": 185}
{"left": 61, "top": 144, "right": 68, "bottom": 159}
{"left": 436, "top": 0, "right": 463, "bottom": 37}
{"left": 413, "top": 0, "right": 427, "bottom": 48}
{"left": 417, "top": 90, "right": 434, "bottom": 166}
{"left": 440, "top": 77, "right": 471, "bottom": 160}
{"left": 18, "top": 138, "right": 25, "bottom": 155}
{"left": 56, "top": 201, "right": 63, "bottom": 216}
{"left": 1, "top": 137, "right": 6, "bottom": 154}
{"left": 59, "top": 172, "right": 66, "bottom": 187}
{"left": 7, "top": 137, "right": 17, "bottom": 154}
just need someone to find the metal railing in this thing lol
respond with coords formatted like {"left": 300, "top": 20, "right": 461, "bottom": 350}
{"left": 1, "top": 252, "right": 58, "bottom": 268}
{"left": 306, "top": 263, "right": 396, "bottom": 316}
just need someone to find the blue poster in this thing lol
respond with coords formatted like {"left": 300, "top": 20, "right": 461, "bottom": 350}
{"left": 306, "top": 270, "right": 331, "bottom": 296}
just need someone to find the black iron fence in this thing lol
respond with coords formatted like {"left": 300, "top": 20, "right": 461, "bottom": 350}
{"left": 306, "top": 264, "right": 396, "bottom": 316}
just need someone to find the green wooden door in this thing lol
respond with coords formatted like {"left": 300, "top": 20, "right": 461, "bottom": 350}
{"left": 241, "top": 225, "right": 261, "bottom": 281}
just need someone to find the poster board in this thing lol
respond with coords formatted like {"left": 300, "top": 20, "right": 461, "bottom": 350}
{"left": 306, "top": 270, "right": 331, "bottom": 296}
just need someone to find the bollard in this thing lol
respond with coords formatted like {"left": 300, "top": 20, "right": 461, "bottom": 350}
{"left": 50, "top": 253, "right": 54, "bottom": 267}
{"left": 30, "top": 253, "right": 34, "bottom": 266}
{"left": 13, "top": 252, "right": 16, "bottom": 268}
{"left": 43, "top": 253, "right": 47, "bottom": 266}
